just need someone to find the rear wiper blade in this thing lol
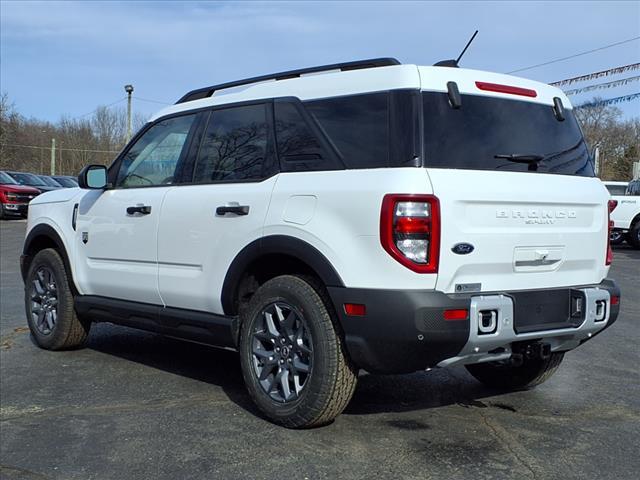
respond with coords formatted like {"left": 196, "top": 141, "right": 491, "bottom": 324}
{"left": 494, "top": 153, "right": 544, "bottom": 171}
{"left": 493, "top": 154, "right": 544, "bottom": 163}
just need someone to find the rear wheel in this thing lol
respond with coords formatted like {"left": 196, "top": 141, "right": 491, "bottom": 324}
{"left": 465, "top": 352, "right": 564, "bottom": 389}
{"left": 25, "top": 248, "right": 90, "bottom": 350}
{"left": 239, "top": 275, "right": 357, "bottom": 428}
{"left": 627, "top": 222, "right": 640, "bottom": 249}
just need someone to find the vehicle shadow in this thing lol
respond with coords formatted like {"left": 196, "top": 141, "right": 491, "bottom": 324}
{"left": 86, "top": 323, "right": 506, "bottom": 422}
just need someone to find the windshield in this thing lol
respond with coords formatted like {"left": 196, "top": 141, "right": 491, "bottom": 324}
{"left": 54, "top": 176, "right": 78, "bottom": 187}
{"left": 39, "top": 176, "right": 62, "bottom": 187}
{"left": 11, "top": 172, "right": 47, "bottom": 186}
{"left": 0, "top": 171, "right": 18, "bottom": 185}
{"left": 422, "top": 93, "right": 594, "bottom": 176}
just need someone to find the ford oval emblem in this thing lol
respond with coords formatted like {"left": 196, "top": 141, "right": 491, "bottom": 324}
{"left": 452, "top": 243, "right": 474, "bottom": 255}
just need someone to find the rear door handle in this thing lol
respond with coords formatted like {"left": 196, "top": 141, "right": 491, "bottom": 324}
{"left": 126, "top": 205, "right": 152, "bottom": 215}
{"left": 216, "top": 205, "right": 249, "bottom": 216}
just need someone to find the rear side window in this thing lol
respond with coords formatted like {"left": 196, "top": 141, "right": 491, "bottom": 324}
{"left": 606, "top": 184, "right": 627, "bottom": 196}
{"left": 274, "top": 102, "right": 329, "bottom": 172}
{"left": 422, "top": 93, "right": 594, "bottom": 176}
{"left": 306, "top": 93, "right": 389, "bottom": 168}
{"left": 305, "top": 91, "right": 419, "bottom": 169}
{"left": 628, "top": 180, "right": 640, "bottom": 196}
{"left": 194, "top": 103, "right": 275, "bottom": 182}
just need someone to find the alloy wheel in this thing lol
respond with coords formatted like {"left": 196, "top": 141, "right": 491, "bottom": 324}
{"left": 30, "top": 266, "right": 58, "bottom": 335}
{"left": 251, "top": 302, "right": 313, "bottom": 403}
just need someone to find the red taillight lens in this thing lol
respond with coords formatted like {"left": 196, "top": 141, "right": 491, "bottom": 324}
{"left": 380, "top": 194, "right": 440, "bottom": 273}
{"left": 475, "top": 81, "right": 537, "bottom": 98}
{"left": 606, "top": 200, "right": 617, "bottom": 266}
{"left": 611, "top": 295, "right": 620, "bottom": 306}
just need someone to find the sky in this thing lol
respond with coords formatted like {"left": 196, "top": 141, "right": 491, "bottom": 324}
{"left": 1, "top": 0, "right": 639, "bottom": 122}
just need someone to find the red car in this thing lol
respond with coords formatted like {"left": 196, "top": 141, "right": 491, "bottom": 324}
{"left": 0, "top": 171, "right": 41, "bottom": 219}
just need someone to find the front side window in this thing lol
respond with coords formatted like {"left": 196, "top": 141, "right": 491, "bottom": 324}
{"left": 117, "top": 114, "right": 197, "bottom": 187}
{"left": 193, "top": 104, "right": 272, "bottom": 182}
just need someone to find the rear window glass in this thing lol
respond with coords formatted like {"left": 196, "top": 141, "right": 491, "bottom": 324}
{"left": 422, "top": 93, "right": 594, "bottom": 176}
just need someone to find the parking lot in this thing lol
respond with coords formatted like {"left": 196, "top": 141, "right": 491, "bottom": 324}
{"left": 0, "top": 219, "right": 638, "bottom": 480}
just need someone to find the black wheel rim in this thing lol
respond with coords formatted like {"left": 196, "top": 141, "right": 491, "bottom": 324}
{"left": 251, "top": 302, "right": 313, "bottom": 403}
{"left": 30, "top": 266, "right": 58, "bottom": 335}
{"left": 610, "top": 231, "right": 622, "bottom": 242}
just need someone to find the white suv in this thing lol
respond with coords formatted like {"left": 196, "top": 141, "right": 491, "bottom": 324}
{"left": 603, "top": 180, "right": 640, "bottom": 248}
{"left": 21, "top": 58, "right": 621, "bottom": 428}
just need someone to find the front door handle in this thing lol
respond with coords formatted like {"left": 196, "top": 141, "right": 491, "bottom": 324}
{"left": 126, "top": 205, "right": 152, "bottom": 215}
{"left": 216, "top": 205, "right": 250, "bottom": 216}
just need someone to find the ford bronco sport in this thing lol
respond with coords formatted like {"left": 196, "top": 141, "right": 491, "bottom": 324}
{"left": 21, "top": 58, "right": 621, "bottom": 428}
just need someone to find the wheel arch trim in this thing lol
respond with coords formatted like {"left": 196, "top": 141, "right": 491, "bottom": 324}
{"left": 221, "top": 235, "right": 345, "bottom": 315}
{"left": 22, "top": 223, "right": 77, "bottom": 291}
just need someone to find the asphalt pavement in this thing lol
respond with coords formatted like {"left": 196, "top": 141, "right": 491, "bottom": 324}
{"left": 1, "top": 219, "right": 638, "bottom": 480}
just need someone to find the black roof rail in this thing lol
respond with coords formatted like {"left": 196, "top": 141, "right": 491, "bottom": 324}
{"left": 175, "top": 57, "right": 401, "bottom": 104}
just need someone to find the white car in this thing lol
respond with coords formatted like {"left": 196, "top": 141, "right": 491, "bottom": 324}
{"left": 21, "top": 58, "right": 621, "bottom": 428}
{"left": 603, "top": 180, "right": 640, "bottom": 248}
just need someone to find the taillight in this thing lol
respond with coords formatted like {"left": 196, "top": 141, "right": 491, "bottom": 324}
{"left": 606, "top": 199, "right": 617, "bottom": 266}
{"left": 380, "top": 194, "right": 440, "bottom": 273}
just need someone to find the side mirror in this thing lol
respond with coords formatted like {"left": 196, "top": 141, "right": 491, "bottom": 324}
{"left": 78, "top": 165, "right": 108, "bottom": 189}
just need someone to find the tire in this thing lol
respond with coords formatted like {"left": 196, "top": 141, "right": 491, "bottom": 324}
{"left": 610, "top": 229, "right": 625, "bottom": 245}
{"left": 465, "top": 352, "right": 564, "bottom": 390}
{"left": 24, "top": 248, "right": 90, "bottom": 350}
{"left": 239, "top": 275, "right": 357, "bottom": 428}
{"left": 627, "top": 222, "right": 640, "bottom": 249}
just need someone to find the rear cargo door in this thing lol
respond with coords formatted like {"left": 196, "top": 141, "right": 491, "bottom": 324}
{"left": 420, "top": 88, "right": 609, "bottom": 294}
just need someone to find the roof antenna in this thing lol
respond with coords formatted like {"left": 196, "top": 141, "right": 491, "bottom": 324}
{"left": 434, "top": 30, "right": 479, "bottom": 68}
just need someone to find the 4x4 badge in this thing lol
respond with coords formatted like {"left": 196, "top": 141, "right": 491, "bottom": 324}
{"left": 452, "top": 243, "right": 474, "bottom": 255}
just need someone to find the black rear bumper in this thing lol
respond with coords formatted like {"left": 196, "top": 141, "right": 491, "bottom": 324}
{"left": 328, "top": 279, "right": 620, "bottom": 374}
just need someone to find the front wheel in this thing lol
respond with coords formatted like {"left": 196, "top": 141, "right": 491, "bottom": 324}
{"left": 239, "top": 275, "right": 357, "bottom": 428}
{"left": 24, "top": 248, "right": 90, "bottom": 350}
{"left": 465, "top": 352, "right": 564, "bottom": 390}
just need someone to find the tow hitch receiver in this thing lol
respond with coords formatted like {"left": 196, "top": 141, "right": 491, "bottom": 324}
{"left": 510, "top": 341, "right": 551, "bottom": 366}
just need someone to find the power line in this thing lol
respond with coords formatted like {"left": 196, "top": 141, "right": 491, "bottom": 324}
{"left": 507, "top": 36, "right": 640, "bottom": 74}
{"left": 76, "top": 97, "right": 128, "bottom": 119}
{"left": 0, "top": 143, "right": 121, "bottom": 154}
{"left": 134, "top": 96, "right": 171, "bottom": 105}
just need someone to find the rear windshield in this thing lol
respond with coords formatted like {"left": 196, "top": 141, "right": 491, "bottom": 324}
{"left": 422, "top": 92, "right": 594, "bottom": 176}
